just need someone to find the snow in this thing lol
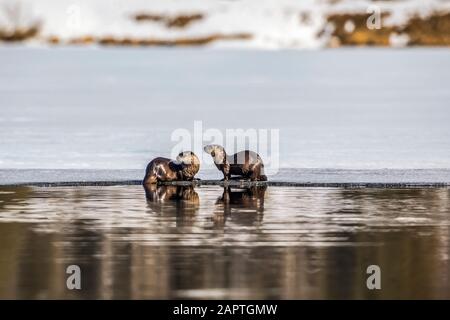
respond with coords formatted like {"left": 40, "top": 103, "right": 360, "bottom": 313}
{"left": 0, "top": 0, "right": 449, "bottom": 48}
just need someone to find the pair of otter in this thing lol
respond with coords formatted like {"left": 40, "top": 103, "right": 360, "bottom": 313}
{"left": 143, "top": 145, "right": 267, "bottom": 185}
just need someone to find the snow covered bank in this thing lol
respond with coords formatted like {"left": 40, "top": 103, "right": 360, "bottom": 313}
{"left": 0, "top": 0, "right": 449, "bottom": 48}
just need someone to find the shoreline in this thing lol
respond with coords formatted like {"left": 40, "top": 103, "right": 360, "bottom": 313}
{"left": 1, "top": 1, "right": 449, "bottom": 48}
{"left": 2, "top": 180, "right": 449, "bottom": 188}
{"left": 2, "top": 169, "right": 450, "bottom": 188}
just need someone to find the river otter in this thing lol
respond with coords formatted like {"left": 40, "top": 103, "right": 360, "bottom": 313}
{"left": 143, "top": 151, "right": 200, "bottom": 185}
{"left": 203, "top": 145, "right": 267, "bottom": 181}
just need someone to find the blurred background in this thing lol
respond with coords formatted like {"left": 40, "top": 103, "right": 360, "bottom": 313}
{"left": 0, "top": 0, "right": 449, "bottom": 48}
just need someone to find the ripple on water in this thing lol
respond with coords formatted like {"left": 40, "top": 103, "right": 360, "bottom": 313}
{"left": 0, "top": 185, "right": 449, "bottom": 247}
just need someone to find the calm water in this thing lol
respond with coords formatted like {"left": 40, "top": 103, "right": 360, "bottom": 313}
{"left": 0, "top": 185, "right": 449, "bottom": 299}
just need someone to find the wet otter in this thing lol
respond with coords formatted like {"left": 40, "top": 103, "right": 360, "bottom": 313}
{"left": 143, "top": 151, "right": 200, "bottom": 185}
{"left": 203, "top": 145, "right": 267, "bottom": 181}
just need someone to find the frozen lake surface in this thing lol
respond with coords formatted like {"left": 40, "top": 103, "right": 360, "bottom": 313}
{"left": 1, "top": 47, "right": 450, "bottom": 182}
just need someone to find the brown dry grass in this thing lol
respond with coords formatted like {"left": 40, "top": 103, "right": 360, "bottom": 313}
{"left": 0, "top": 25, "right": 39, "bottom": 41}
{"left": 68, "top": 36, "right": 96, "bottom": 45}
{"left": 402, "top": 12, "right": 450, "bottom": 46}
{"left": 46, "top": 33, "right": 252, "bottom": 47}
{"left": 324, "top": 12, "right": 395, "bottom": 46}
{"left": 0, "top": 3, "right": 40, "bottom": 41}
{"left": 97, "top": 33, "right": 252, "bottom": 47}
{"left": 133, "top": 12, "right": 204, "bottom": 29}
{"left": 324, "top": 11, "right": 450, "bottom": 47}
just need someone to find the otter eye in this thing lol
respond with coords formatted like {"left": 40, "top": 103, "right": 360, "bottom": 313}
{"left": 211, "top": 151, "right": 215, "bottom": 157}
{"left": 178, "top": 152, "right": 183, "bottom": 157}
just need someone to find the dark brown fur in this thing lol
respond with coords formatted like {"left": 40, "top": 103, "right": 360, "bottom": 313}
{"left": 143, "top": 151, "right": 200, "bottom": 185}
{"left": 204, "top": 145, "right": 267, "bottom": 181}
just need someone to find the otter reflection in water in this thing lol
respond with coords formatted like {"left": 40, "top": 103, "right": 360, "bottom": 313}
{"left": 144, "top": 184, "right": 199, "bottom": 225}
{"left": 214, "top": 186, "right": 267, "bottom": 227}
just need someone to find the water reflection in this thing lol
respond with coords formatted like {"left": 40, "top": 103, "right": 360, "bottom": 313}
{"left": 144, "top": 185, "right": 199, "bottom": 207}
{"left": 0, "top": 186, "right": 449, "bottom": 299}
{"left": 213, "top": 186, "right": 266, "bottom": 228}
{"left": 216, "top": 186, "right": 266, "bottom": 213}
{"left": 144, "top": 184, "right": 200, "bottom": 227}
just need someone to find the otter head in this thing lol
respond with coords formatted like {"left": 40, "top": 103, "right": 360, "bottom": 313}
{"left": 177, "top": 151, "right": 200, "bottom": 179}
{"left": 203, "top": 144, "right": 227, "bottom": 165}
